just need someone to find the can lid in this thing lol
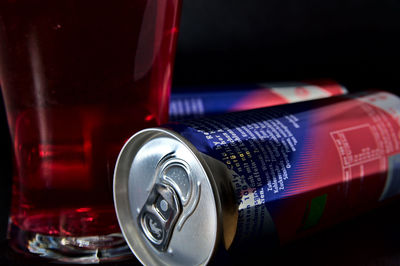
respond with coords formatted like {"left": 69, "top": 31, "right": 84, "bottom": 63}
{"left": 114, "top": 128, "right": 220, "bottom": 265}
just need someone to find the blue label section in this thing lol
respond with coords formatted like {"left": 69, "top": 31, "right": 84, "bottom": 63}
{"left": 167, "top": 101, "right": 318, "bottom": 242}
{"left": 169, "top": 85, "right": 260, "bottom": 120}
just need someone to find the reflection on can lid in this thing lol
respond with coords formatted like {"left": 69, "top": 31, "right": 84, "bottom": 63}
{"left": 113, "top": 128, "right": 221, "bottom": 265}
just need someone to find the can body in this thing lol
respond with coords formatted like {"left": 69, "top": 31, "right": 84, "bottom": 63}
{"left": 169, "top": 79, "right": 347, "bottom": 120}
{"left": 114, "top": 91, "right": 400, "bottom": 265}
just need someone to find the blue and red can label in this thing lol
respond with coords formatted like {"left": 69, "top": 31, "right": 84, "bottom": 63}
{"left": 167, "top": 91, "right": 400, "bottom": 246}
{"left": 169, "top": 79, "right": 347, "bottom": 120}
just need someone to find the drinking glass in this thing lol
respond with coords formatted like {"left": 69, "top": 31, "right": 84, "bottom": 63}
{"left": 0, "top": 0, "right": 181, "bottom": 263}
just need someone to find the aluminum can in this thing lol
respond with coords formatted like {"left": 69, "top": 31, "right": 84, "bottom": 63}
{"left": 114, "top": 91, "right": 400, "bottom": 265}
{"left": 169, "top": 79, "right": 347, "bottom": 120}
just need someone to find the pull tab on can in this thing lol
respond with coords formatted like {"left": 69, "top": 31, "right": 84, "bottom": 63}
{"left": 139, "top": 183, "right": 181, "bottom": 251}
{"left": 138, "top": 160, "right": 194, "bottom": 251}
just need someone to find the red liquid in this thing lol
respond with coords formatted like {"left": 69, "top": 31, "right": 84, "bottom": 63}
{"left": 0, "top": 0, "right": 181, "bottom": 237}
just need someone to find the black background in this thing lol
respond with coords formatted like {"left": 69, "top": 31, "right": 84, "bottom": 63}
{"left": 173, "top": 0, "right": 400, "bottom": 90}
{"left": 1, "top": 0, "right": 400, "bottom": 264}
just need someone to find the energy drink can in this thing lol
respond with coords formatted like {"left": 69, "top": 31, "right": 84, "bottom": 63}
{"left": 169, "top": 79, "right": 347, "bottom": 120}
{"left": 114, "top": 91, "right": 400, "bottom": 265}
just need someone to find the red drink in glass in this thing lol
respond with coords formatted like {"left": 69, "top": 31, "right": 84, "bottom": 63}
{"left": 0, "top": 0, "right": 181, "bottom": 262}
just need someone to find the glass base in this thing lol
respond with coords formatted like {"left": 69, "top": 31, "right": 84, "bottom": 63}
{"left": 8, "top": 223, "right": 133, "bottom": 264}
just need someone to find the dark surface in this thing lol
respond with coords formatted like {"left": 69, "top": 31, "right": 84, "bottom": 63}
{"left": 1, "top": 200, "right": 400, "bottom": 265}
{"left": 1, "top": 0, "right": 400, "bottom": 265}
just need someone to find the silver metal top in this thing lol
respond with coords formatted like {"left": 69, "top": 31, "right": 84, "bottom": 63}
{"left": 113, "top": 128, "right": 221, "bottom": 266}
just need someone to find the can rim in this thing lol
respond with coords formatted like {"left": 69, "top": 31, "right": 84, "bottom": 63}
{"left": 113, "top": 127, "right": 223, "bottom": 265}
